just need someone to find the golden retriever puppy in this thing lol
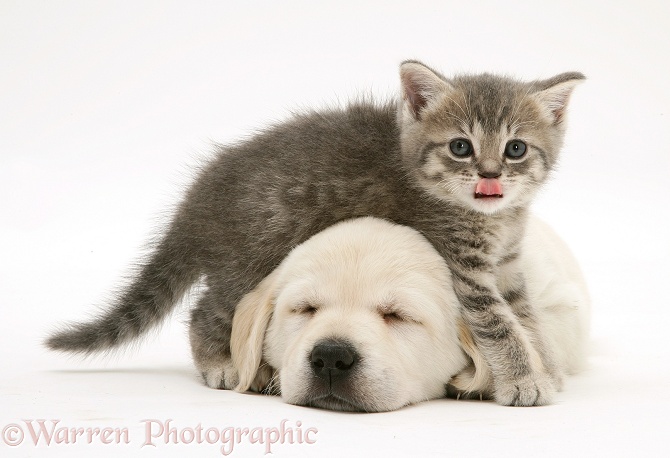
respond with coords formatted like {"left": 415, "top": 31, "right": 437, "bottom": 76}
{"left": 231, "top": 216, "right": 468, "bottom": 412}
{"left": 231, "top": 217, "right": 589, "bottom": 411}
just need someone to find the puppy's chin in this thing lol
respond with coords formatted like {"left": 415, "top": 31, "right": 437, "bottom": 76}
{"left": 304, "top": 394, "right": 365, "bottom": 412}
{"left": 294, "top": 393, "right": 404, "bottom": 413}
{"left": 284, "top": 378, "right": 406, "bottom": 413}
{"left": 284, "top": 380, "right": 370, "bottom": 412}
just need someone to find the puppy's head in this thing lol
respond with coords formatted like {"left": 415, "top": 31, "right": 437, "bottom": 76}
{"left": 232, "top": 217, "right": 468, "bottom": 412}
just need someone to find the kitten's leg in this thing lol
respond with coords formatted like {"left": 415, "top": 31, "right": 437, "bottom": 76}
{"left": 189, "top": 289, "right": 239, "bottom": 390}
{"left": 497, "top": 264, "right": 564, "bottom": 391}
{"left": 451, "top": 269, "right": 555, "bottom": 406}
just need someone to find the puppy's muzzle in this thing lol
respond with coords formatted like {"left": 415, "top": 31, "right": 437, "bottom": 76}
{"left": 310, "top": 339, "right": 358, "bottom": 383}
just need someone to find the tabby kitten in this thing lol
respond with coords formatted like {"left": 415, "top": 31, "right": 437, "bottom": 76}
{"left": 47, "top": 60, "right": 584, "bottom": 407}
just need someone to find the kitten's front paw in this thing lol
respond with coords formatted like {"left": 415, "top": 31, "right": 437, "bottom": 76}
{"left": 494, "top": 374, "right": 556, "bottom": 406}
{"left": 200, "top": 359, "right": 239, "bottom": 390}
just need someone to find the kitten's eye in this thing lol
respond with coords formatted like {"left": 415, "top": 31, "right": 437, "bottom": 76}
{"left": 449, "top": 139, "right": 473, "bottom": 157}
{"left": 505, "top": 140, "right": 527, "bottom": 158}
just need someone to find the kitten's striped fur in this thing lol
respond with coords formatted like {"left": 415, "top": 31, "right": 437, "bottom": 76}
{"left": 46, "top": 61, "right": 584, "bottom": 406}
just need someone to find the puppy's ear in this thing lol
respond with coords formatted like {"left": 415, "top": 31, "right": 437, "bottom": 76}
{"left": 449, "top": 318, "right": 493, "bottom": 394}
{"left": 231, "top": 268, "right": 280, "bottom": 392}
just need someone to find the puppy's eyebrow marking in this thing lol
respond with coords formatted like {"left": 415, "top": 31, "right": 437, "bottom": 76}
{"left": 376, "top": 302, "right": 399, "bottom": 314}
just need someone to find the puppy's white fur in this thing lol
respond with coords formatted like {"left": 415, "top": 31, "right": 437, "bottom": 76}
{"left": 231, "top": 217, "right": 589, "bottom": 411}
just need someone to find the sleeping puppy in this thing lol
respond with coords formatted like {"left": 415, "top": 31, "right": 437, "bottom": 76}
{"left": 231, "top": 216, "right": 469, "bottom": 412}
{"left": 231, "top": 217, "right": 589, "bottom": 412}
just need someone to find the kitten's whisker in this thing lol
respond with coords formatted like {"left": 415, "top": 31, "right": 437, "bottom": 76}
{"left": 509, "top": 84, "right": 535, "bottom": 134}
{"left": 445, "top": 114, "right": 468, "bottom": 128}
{"left": 511, "top": 120, "right": 538, "bottom": 130}
{"left": 465, "top": 86, "right": 473, "bottom": 119}
{"left": 436, "top": 177, "right": 465, "bottom": 195}
{"left": 444, "top": 95, "right": 470, "bottom": 124}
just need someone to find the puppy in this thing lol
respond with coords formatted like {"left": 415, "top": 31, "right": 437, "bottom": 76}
{"left": 231, "top": 217, "right": 590, "bottom": 411}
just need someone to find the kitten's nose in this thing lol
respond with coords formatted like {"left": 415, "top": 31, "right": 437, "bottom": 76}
{"left": 478, "top": 170, "right": 502, "bottom": 179}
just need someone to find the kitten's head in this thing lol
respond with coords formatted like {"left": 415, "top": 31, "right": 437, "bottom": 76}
{"left": 397, "top": 60, "right": 584, "bottom": 214}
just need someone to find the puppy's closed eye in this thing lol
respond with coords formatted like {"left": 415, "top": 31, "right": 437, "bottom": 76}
{"left": 291, "top": 303, "right": 318, "bottom": 316}
{"left": 381, "top": 311, "right": 405, "bottom": 324}
{"left": 378, "top": 306, "right": 421, "bottom": 325}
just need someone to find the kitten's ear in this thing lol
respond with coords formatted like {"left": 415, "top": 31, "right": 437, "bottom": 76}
{"left": 231, "top": 268, "right": 280, "bottom": 393}
{"left": 400, "top": 60, "right": 451, "bottom": 119}
{"left": 532, "top": 72, "right": 585, "bottom": 125}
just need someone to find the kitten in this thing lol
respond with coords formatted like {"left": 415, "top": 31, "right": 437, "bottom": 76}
{"left": 46, "top": 60, "right": 584, "bottom": 406}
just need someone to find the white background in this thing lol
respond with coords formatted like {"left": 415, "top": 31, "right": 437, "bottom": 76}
{"left": 1, "top": 1, "right": 669, "bottom": 456}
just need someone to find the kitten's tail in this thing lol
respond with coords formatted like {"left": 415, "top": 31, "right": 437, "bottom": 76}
{"left": 45, "top": 229, "right": 200, "bottom": 354}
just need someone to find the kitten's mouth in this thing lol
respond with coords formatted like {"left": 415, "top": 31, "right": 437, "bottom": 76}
{"left": 474, "top": 178, "right": 503, "bottom": 199}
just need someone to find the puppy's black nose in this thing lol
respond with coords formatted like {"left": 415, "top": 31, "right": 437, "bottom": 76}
{"left": 310, "top": 339, "right": 358, "bottom": 380}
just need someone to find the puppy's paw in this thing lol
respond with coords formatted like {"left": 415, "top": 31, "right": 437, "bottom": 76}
{"left": 248, "top": 364, "right": 276, "bottom": 393}
{"left": 549, "top": 370, "right": 564, "bottom": 392}
{"left": 200, "top": 359, "right": 240, "bottom": 390}
{"left": 494, "top": 374, "right": 555, "bottom": 406}
{"left": 446, "top": 384, "right": 492, "bottom": 401}
{"left": 537, "top": 347, "right": 565, "bottom": 392}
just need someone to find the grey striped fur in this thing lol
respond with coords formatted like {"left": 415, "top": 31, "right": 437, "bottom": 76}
{"left": 46, "top": 60, "right": 584, "bottom": 406}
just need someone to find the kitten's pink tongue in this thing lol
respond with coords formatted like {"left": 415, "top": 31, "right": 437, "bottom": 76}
{"left": 475, "top": 178, "right": 503, "bottom": 198}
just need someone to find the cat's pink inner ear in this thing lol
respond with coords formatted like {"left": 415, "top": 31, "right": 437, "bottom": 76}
{"left": 400, "top": 62, "right": 448, "bottom": 119}
{"left": 402, "top": 75, "right": 428, "bottom": 118}
{"left": 534, "top": 73, "right": 585, "bottom": 125}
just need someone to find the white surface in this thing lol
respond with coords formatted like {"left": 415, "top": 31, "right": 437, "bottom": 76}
{"left": 1, "top": 1, "right": 669, "bottom": 457}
